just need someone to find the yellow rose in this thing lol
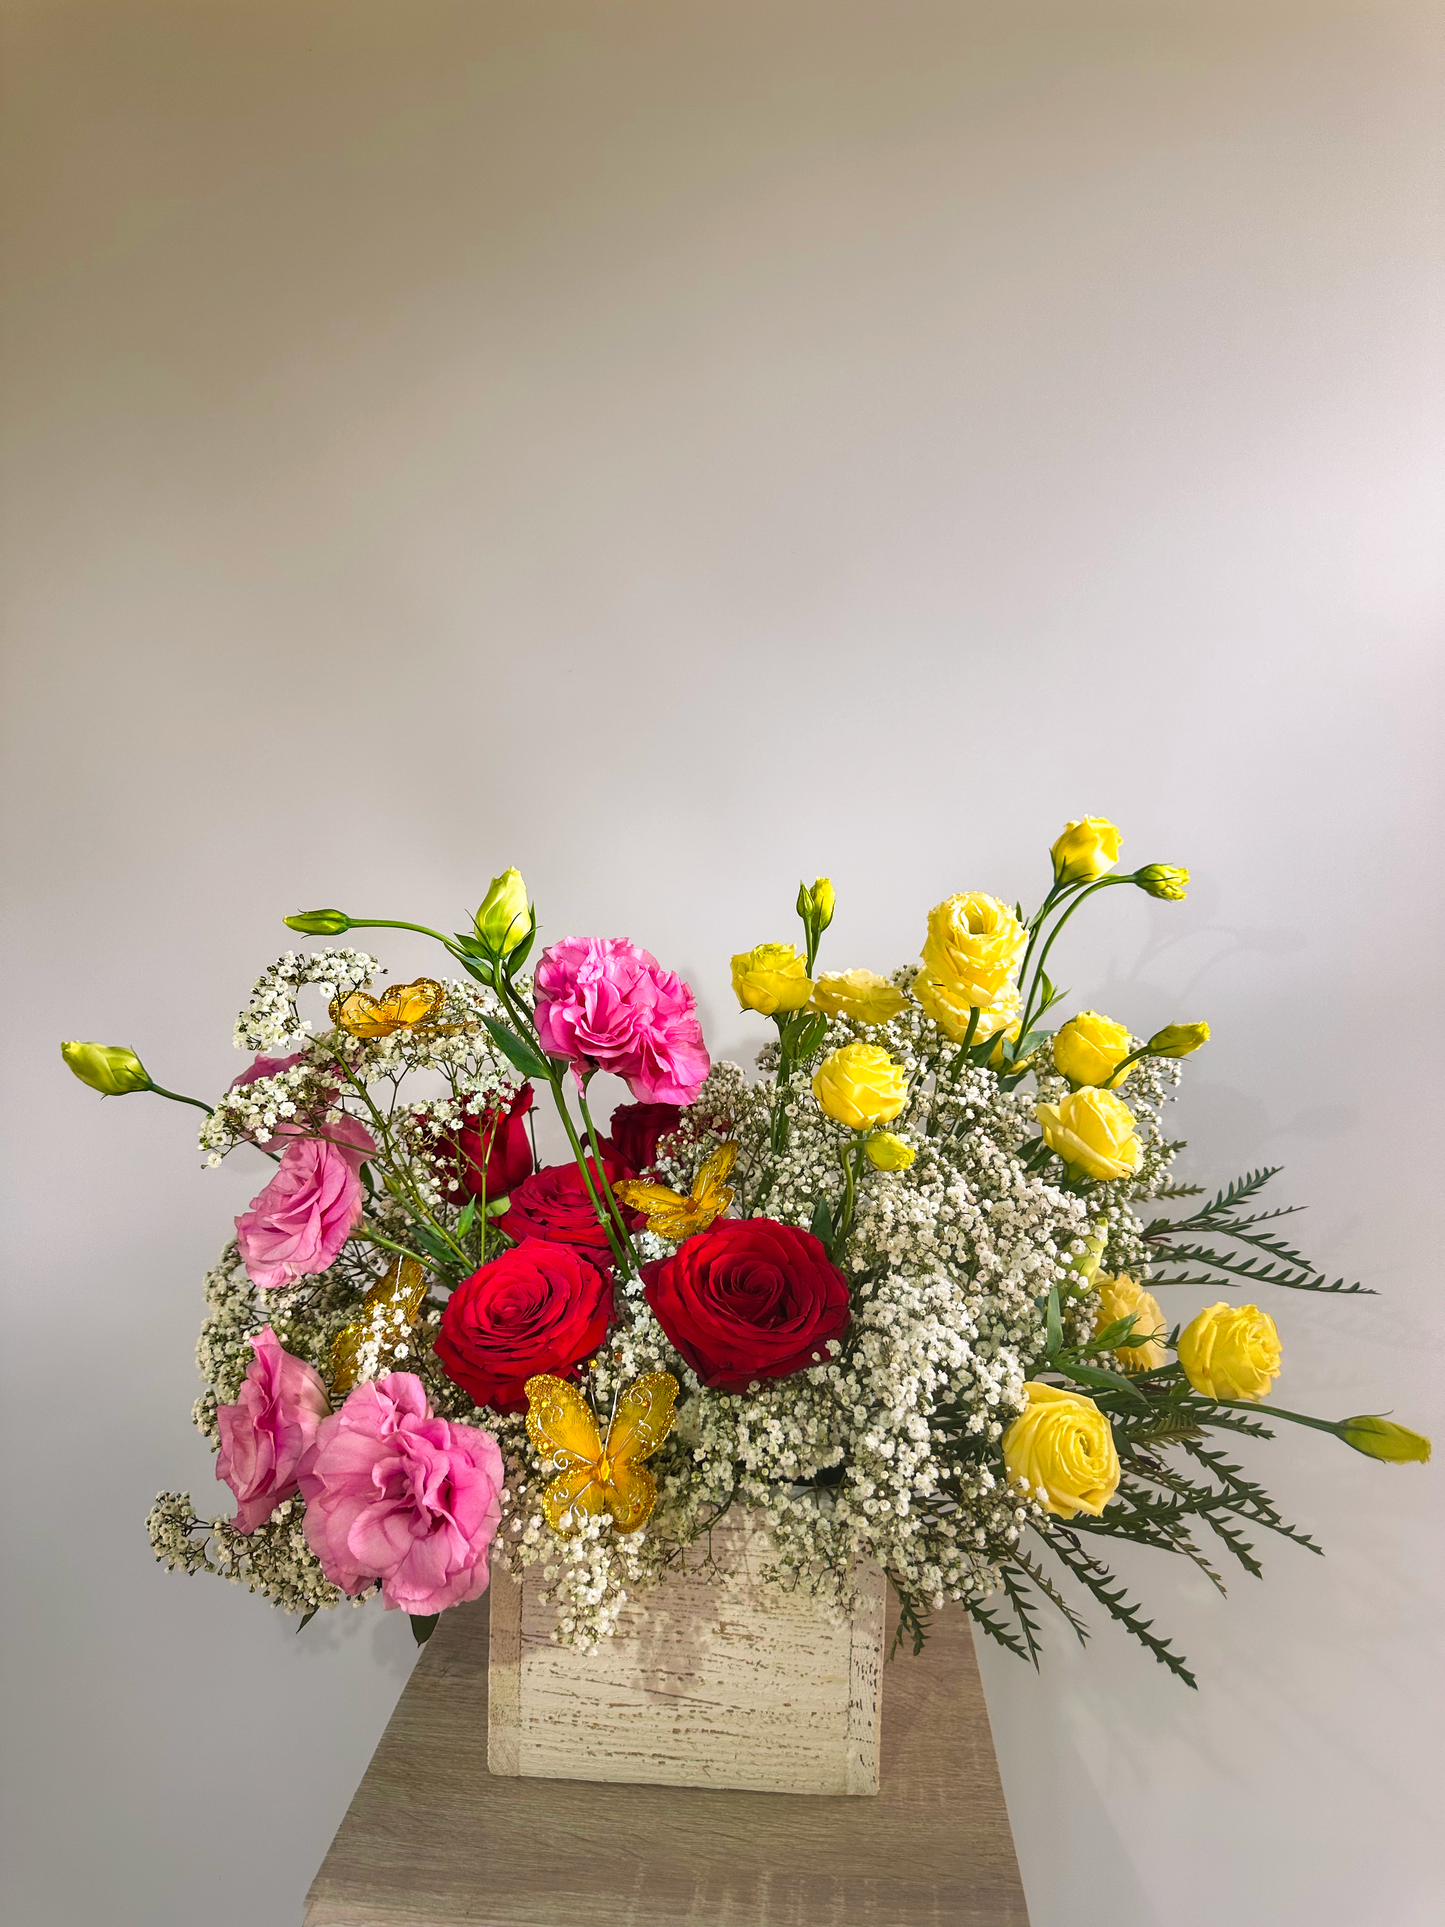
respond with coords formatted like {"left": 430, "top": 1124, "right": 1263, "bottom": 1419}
{"left": 1177, "top": 1302, "right": 1281, "bottom": 1402}
{"left": 1053, "top": 1010, "right": 1133, "bottom": 1088}
{"left": 1002, "top": 1382, "right": 1121, "bottom": 1518}
{"left": 473, "top": 867, "right": 530, "bottom": 957}
{"left": 60, "top": 1041, "right": 150, "bottom": 1096}
{"left": 864, "top": 1129, "right": 915, "bottom": 1171}
{"left": 812, "top": 1042, "right": 908, "bottom": 1131}
{"left": 919, "top": 894, "right": 1026, "bottom": 1006}
{"left": 1051, "top": 817, "right": 1122, "bottom": 884}
{"left": 913, "top": 972, "right": 1019, "bottom": 1046}
{"left": 1094, "top": 1275, "right": 1168, "bottom": 1373}
{"left": 731, "top": 942, "right": 814, "bottom": 1016}
{"left": 812, "top": 969, "right": 908, "bottom": 1026}
{"left": 1035, "top": 1087, "right": 1142, "bottom": 1181}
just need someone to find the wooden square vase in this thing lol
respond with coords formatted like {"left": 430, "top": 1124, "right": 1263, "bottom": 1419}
{"left": 487, "top": 1514, "right": 887, "bottom": 1796}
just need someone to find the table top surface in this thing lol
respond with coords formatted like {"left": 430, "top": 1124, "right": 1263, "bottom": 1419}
{"left": 304, "top": 1588, "right": 1030, "bottom": 1927}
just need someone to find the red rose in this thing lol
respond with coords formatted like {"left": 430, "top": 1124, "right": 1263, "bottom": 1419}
{"left": 609, "top": 1101, "right": 683, "bottom": 1175}
{"left": 496, "top": 1146, "right": 641, "bottom": 1256}
{"left": 434, "top": 1239, "right": 613, "bottom": 1413}
{"left": 439, "top": 1085, "right": 534, "bottom": 1204}
{"left": 643, "top": 1219, "right": 851, "bottom": 1392}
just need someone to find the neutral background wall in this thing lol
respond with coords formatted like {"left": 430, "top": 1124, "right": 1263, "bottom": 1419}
{"left": 2, "top": 4, "right": 1442, "bottom": 1924}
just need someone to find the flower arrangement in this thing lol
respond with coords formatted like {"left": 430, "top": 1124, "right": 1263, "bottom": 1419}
{"left": 64, "top": 823, "right": 1429, "bottom": 1682}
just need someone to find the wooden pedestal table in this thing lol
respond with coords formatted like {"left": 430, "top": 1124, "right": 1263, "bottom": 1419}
{"left": 303, "top": 1589, "right": 1031, "bottom": 1926}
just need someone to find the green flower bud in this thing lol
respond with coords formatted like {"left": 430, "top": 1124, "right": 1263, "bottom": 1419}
{"left": 864, "top": 1129, "right": 915, "bottom": 1172}
{"left": 284, "top": 908, "right": 351, "bottom": 935}
{"left": 61, "top": 1041, "right": 150, "bottom": 1096}
{"left": 1337, "top": 1415, "right": 1431, "bottom": 1464}
{"left": 796, "top": 876, "right": 835, "bottom": 933}
{"left": 1136, "top": 864, "right": 1189, "bottom": 901}
{"left": 1063, "top": 1221, "right": 1109, "bottom": 1295}
{"left": 1146, "top": 1021, "right": 1210, "bottom": 1058}
{"left": 474, "top": 868, "right": 530, "bottom": 957}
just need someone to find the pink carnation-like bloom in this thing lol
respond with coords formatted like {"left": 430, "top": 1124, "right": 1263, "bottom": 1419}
{"left": 215, "top": 1326, "right": 331, "bottom": 1533}
{"left": 297, "top": 1373, "right": 504, "bottom": 1615}
{"left": 228, "top": 1050, "right": 304, "bottom": 1092}
{"left": 533, "top": 937, "right": 710, "bottom": 1104}
{"left": 234, "top": 1113, "right": 376, "bottom": 1290}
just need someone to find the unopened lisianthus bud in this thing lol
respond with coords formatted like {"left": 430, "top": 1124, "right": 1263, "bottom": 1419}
{"left": 474, "top": 869, "right": 530, "bottom": 956}
{"left": 1050, "top": 818, "right": 1121, "bottom": 885}
{"left": 1337, "top": 1415, "right": 1431, "bottom": 1464}
{"left": 1136, "top": 864, "right": 1189, "bottom": 901}
{"left": 284, "top": 909, "right": 351, "bottom": 935}
{"left": 864, "top": 1130, "right": 915, "bottom": 1171}
{"left": 807, "top": 877, "right": 835, "bottom": 930}
{"left": 61, "top": 1041, "right": 150, "bottom": 1095}
{"left": 1147, "top": 1021, "right": 1210, "bottom": 1059}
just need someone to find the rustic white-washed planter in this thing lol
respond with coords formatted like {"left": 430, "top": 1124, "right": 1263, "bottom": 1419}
{"left": 488, "top": 1513, "right": 887, "bottom": 1796}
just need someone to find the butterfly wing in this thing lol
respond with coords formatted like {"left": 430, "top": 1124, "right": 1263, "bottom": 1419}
{"left": 605, "top": 1372, "right": 679, "bottom": 1467}
{"left": 540, "top": 1463, "right": 612, "bottom": 1534}
{"left": 524, "top": 1374, "right": 603, "bottom": 1471}
{"left": 690, "top": 1141, "right": 738, "bottom": 1219}
{"left": 598, "top": 1459, "right": 659, "bottom": 1533}
{"left": 329, "top": 989, "right": 395, "bottom": 1038}
{"left": 387, "top": 978, "right": 446, "bottom": 1027}
{"left": 611, "top": 1180, "right": 703, "bottom": 1241}
{"left": 330, "top": 1255, "right": 428, "bottom": 1395}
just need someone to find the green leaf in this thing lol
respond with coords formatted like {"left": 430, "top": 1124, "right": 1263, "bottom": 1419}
{"left": 451, "top": 931, "right": 490, "bottom": 959}
{"left": 296, "top": 1606, "right": 320, "bottom": 1634}
{"left": 410, "top": 1613, "right": 439, "bottom": 1646}
{"left": 1045, "top": 1286, "right": 1063, "bottom": 1357}
{"left": 455, "top": 954, "right": 495, "bottom": 987}
{"left": 480, "top": 1014, "right": 551, "bottom": 1081}
{"left": 456, "top": 1196, "right": 477, "bottom": 1237}
{"left": 1092, "top": 1315, "right": 1142, "bottom": 1352}
{"left": 1056, "top": 1360, "right": 1151, "bottom": 1408}
{"left": 810, "top": 1196, "right": 835, "bottom": 1256}
{"left": 502, "top": 907, "right": 538, "bottom": 977}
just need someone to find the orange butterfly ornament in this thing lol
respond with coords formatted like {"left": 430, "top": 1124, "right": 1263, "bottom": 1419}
{"left": 613, "top": 1141, "right": 737, "bottom": 1241}
{"left": 524, "top": 1372, "right": 679, "bottom": 1534}
{"left": 329, "top": 977, "right": 447, "bottom": 1039}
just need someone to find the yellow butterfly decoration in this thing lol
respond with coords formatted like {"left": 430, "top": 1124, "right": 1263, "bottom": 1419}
{"left": 524, "top": 1372, "right": 679, "bottom": 1534}
{"left": 329, "top": 977, "right": 447, "bottom": 1039}
{"left": 613, "top": 1141, "right": 737, "bottom": 1241}
{"left": 330, "top": 1255, "right": 430, "bottom": 1396}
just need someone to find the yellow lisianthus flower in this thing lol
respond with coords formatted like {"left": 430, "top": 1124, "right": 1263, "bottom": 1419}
{"left": 1094, "top": 1275, "right": 1168, "bottom": 1373}
{"left": 913, "top": 972, "right": 1019, "bottom": 1044}
{"left": 731, "top": 942, "right": 813, "bottom": 1016}
{"left": 864, "top": 1130, "right": 915, "bottom": 1172}
{"left": 1036, "top": 1088, "right": 1142, "bottom": 1182}
{"left": 812, "top": 969, "right": 908, "bottom": 1026}
{"left": 919, "top": 894, "right": 1026, "bottom": 1007}
{"left": 1002, "top": 1382, "right": 1121, "bottom": 1518}
{"left": 1054, "top": 1010, "right": 1133, "bottom": 1088}
{"left": 812, "top": 1042, "right": 908, "bottom": 1132}
{"left": 1051, "top": 817, "right": 1122, "bottom": 884}
{"left": 1177, "top": 1303, "right": 1281, "bottom": 1402}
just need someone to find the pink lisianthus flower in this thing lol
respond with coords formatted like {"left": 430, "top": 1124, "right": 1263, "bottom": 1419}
{"left": 228, "top": 1051, "right": 304, "bottom": 1092}
{"left": 215, "top": 1326, "right": 331, "bottom": 1533}
{"left": 533, "top": 937, "right": 710, "bottom": 1104}
{"left": 297, "top": 1373, "right": 504, "bottom": 1614}
{"left": 234, "top": 1113, "right": 376, "bottom": 1290}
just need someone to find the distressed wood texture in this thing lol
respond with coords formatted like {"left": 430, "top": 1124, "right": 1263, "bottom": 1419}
{"left": 303, "top": 1587, "right": 1030, "bottom": 1927}
{"left": 487, "top": 1516, "right": 887, "bottom": 1795}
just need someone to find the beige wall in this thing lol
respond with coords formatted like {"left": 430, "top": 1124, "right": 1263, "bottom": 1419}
{"left": 2, "top": 4, "right": 1442, "bottom": 1923}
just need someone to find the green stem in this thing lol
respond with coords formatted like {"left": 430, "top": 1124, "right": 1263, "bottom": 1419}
{"left": 145, "top": 1082, "right": 214, "bottom": 1116}
{"left": 547, "top": 1075, "right": 629, "bottom": 1272}
{"left": 343, "top": 917, "right": 465, "bottom": 956}
{"left": 836, "top": 1139, "right": 859, "bottom": 1247}
{"left": 578, "top": 1083, "right": 643, "bottom": 1274}
{"left": 1018, "top": 877, "right": 1127, "bottom": 1037}
{"left": 1211, "top": 1398, "right": 1345, "bottom": 1438}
